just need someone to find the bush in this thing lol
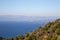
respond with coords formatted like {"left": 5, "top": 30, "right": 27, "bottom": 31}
{"left": 55, "top": 28, "right": 60, "bottom": 35}
{"left": 29, "top": 34, "right": 36, "bottom": 40}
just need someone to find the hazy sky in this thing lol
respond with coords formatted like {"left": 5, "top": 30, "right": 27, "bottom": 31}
{"left": 0, "top": 0, "right": 60, "bottom": 16}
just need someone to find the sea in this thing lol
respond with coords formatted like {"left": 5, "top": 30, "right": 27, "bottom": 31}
{"left": 0, "top": 20, "right": 53, "bottom": 38}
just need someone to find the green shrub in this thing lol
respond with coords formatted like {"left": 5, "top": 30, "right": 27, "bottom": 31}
{"left": 29, "top": 34, "right": 36, "bottom": 40}
{"left": 55, "top": 28, "right": 60, "bottom": 35}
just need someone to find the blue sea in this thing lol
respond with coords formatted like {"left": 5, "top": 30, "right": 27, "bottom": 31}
{"left": 0, "top": 21, "right": 46, "bottom": 38}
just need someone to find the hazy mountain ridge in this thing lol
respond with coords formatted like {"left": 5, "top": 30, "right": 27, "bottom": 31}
{"left": 1, "top": 18, "right": 60, "bottom": 40}
{"left": 0, "top": 15, "right": 58, "bottom": 22}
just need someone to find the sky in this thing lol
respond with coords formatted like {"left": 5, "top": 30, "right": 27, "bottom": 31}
{"left": 0, "top": 0, "right": 60, "bottom": 16}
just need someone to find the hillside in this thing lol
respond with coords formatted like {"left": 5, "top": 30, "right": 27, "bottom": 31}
{"left": 1, "top": 18, "right": 60, "bottom": 40}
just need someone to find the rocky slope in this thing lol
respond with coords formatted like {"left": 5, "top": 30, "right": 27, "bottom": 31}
{"left": 1, "top": 18, "right": 60, "bottom": 40}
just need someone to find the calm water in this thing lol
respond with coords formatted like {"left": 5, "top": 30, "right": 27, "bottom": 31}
{"left": 0, "top": 21, "right": 45, "bottom": 38}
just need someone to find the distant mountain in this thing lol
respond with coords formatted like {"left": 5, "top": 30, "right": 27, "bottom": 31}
{"left": 0, "top": 15, "right": 58, "bottom": 22}
{"left": 1, "top": 18, "right": 60, "bottom": 40}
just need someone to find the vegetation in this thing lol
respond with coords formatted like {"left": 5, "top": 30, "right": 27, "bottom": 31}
{"left": 0, "top": 18, "right": 60, "bottom": 40}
